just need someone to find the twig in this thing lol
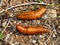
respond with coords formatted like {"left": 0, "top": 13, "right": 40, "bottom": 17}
{"left": 43, "top": 23, "right": 56, "bottom": 44}
{"left": 52, "top": 23, "right": 57, "bottom": 31}
{"left": 43, "top": 24, "right": 54, "bottom": 44}
{"left": 9, "top": 42, "right": 20, "bottom": 45}
{"left": 0, "top": 2, "right": 46, "bottom": 13}
{"left": 39, "top": 41, "right": 44, "bottom": 45}
{"left": 52, "top": 41, "right": 55, "bottom": 45}
{"left": 44, "top": 29, "right": 53, "bottom": 44}
{"left": 2, "top": 19, "right": 10, "bottom": 33}
{"left": 4, "top": 32, "right": 13, "bottom": 43}
{"left": 0, "top": 0, "right": 2, "bottom": 6}
{"left": 45, "top": 19, "right": 52, "bottom": 29}
{"left": 45, "top": 24, "right": 52, "bottom": 29}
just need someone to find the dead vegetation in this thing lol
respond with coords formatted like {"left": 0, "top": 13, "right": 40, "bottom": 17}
{"left": 0, "top": 0, "right": 60, "bottom": 45}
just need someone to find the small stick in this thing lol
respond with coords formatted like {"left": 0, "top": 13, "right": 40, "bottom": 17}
{"left": 0, "top": 2, "right": 46, "bottom": 13}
